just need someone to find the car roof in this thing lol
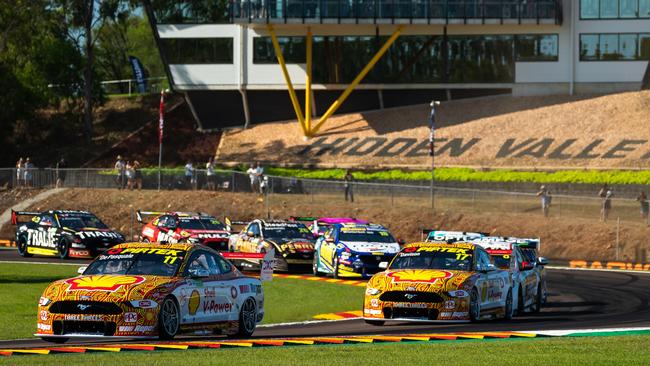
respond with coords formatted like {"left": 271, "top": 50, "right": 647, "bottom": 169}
{"left": 403, "top": 241, "right": 478, "bottom": 250}
{"left": 50, "top": 210, "right": 93, "bottom": 215}
{"left": 473, "top": 240, "right": 515, "bottom": 251}
{"left": 111, "top": 242, "right": 195, "bottom": 251}
{"left": 338, "top": 223, "right": 386, "bottom": 230}
{"left": 318, "top": 217, "right": 369, "bottom": 224}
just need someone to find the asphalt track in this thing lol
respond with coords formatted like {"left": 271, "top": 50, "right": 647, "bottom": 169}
{"left": 2, "top": 248, "right": 650, "bottom": 349}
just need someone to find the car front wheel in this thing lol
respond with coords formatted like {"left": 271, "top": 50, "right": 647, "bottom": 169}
{"left": 234, "top": 298, "right": 257, "bottom": 338}
{"left": 504, "top": 289, "right": 514, "bottom": 320}
{"left": 158, "top": 297, "right": 180, "bottom": 340}
{"left": 58, "top": 238, "right": 70, "bottom": 259}
{"left": 17, "top": 236, "right": 32, "bottom": 257}
{"left": 469, "top": 288, "right": 481, "bottom": 322}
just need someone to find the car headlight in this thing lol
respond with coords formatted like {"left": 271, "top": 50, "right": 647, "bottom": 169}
{"left": 365, "top": 287, "right": 382, "bottom": 296}
{"left": 447, "top": 290, "right": 469, "bottom": 298}
{"left": 39, "top": 297, "right": 51, "bottom": 306}
{"left": 130, "top": 300, "right": 158, "bottom": 309}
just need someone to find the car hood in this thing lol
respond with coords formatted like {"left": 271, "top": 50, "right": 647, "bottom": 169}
{"left": 42, "top": 275, "right": 178, "bottom": 303}
{"left": 267, "top": 238, "right": 315, "bottom": 253}
{"left": 340, "top": 241, "right": 400, "bottom": 254}
{"left": 368, "top": 269, "right": 476, "bottom": 292}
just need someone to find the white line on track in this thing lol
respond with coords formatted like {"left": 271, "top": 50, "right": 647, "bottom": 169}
{"left": 525, "top": 326, "right": 650, "bottom": 336}
{"left": 258, "top": 318, "right": 360, "bottom": 328}
{"left": 547, "top": 266, "right": 650, "bottom": 275}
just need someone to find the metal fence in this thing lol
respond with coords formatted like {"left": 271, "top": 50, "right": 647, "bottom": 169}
{"left": 2, "top": 167, "right": 649, "bottom": 227}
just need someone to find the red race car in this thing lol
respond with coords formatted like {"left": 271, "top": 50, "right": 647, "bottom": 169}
{"left": 137, "top": 211, "right": 230, "bottom": 251}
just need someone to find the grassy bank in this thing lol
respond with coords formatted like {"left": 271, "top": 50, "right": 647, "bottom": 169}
{"left": 4, "top": 334, "right": 650, "bottom": 365}
{"left": 0, "top": 263, "right": 363, "bottom": 340}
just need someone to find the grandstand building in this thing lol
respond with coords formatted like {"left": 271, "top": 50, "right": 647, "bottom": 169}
{"left": 143, "top": 1, "right": 650, "bottom": 133}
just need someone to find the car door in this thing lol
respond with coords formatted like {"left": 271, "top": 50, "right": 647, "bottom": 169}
{"left": 476, "top": 248, "right": 505, "bottom": 309}
{"left": 28, "top": 214, "right": 58, "bottom": 250}
{"left": 319, "top": 227, "right": 338, "bottom": 270}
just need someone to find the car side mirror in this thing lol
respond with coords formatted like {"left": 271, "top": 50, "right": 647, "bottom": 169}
{"left": 77, "top": 266, "right": 87, "bottom": 275}
{"left": 521, "top": 261, "right": 535, "bottom": 271}
{"left": 188, "top": 268, "right": 210, "bottom": 278}
{"left": 247, "top": 231, "right": 256, "bottom": 237}
{"left": 478, "top": 263, "right": 496, "bottom": 273}
{"left": 537, "top": 257, "right": 549, "bottom": 266}
{"left": 378, "top": 262, "right": 388, "bottom": 270}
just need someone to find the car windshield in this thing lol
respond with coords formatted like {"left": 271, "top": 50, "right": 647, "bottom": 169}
{"left": 390, "top": 246, "right": 474, "bottom": 271}
{"left": 179, "top": 217, "right": 225, "bottom": 230}
{"left": 338, "top": 229, "right": 395, "bottom": 243}
{"left": 490, "top": 254, "right": 511, "bottom": 270}
{"left": 84, "top": 248, "right": 186, "bottom": 277}
{"left": 58, "top": 214, "right": 108, "bottom": 230}
{"left": 263, "top": 223, "right": 313, "bottom": 240}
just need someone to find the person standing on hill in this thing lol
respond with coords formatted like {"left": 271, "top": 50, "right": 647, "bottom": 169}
{"left": 115, "top": 155, "right": 126, "bottom": 189}
{"left": 133, "top": 161, "right": 143, "bottom": 190}
{"left": 599, "top": 184, "right": 613, "bottom": 222}
{"left": 344, "top": 169, "right": 354, "bottom": 202}
{"left": 56, "top": 157, "right": 67, "bottom": 188}
{"left": 255, "top": 163, "right": 264, "bottom": 194}
{"left": 637, "top": 191, "right": 649, "bottom": 221}
{"left": 23, "top": 158, "right": 34, "bottom": 188}
{"left": 184, "top": 161, "right": 194, "bottom": 190}
{"left": 247, "top": 163, "right": 258, "bottom": 193}
{"left": 206, "top": 157, "right": 216, "bottom": 191}
{"left": 15, "top": 157, "right": 23, "bottom": 188}
{"left": 536, "top": 185, "right": 552, "bottom": 217}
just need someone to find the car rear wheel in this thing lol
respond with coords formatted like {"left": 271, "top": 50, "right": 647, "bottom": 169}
{"left": 142, "top": 237, "right": 150, "bottom": 243}
{"left": 469, "top": 288, "right": 481, "bottom": 322}
{"left": 531, "top": 285, "right": 543, "bottom": 314}
{"left": 312, "top": 256, "right": 323, "bottom": 277}
{"left": 504, "top": 290, "right": 514, "bottom": 320}
{"left": 158, "top": 297, "right": 180, "bottom": 340}
{"left": 41, "top": 337, "right": 69, "bottom": 344}
{"left": 234, "top": 298, "right": 257, "bottom": 338}
{"left": 517, "top": 286, "right": 525, "bottom": 315}
{"left": 17, "top": 236, "right": 32, "bottom": 257}
{"left": 332, "top": 256, "right": 340, "bottom": 279}
{"left": 57, "top": 238, "right": 70, "bottom": 259}
{"left": 364, "top": 319, "right": 385, "bottom": 326}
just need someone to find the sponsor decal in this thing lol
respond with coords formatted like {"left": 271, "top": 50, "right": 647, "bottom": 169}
{"left": 440, "top": 312, "right": 453, "bottom": 318}
{"left": 188, "top": 290, "right": 200, "bottom": 315}
{"left": 27, "top": 228, "right": 57, "bottom": 248}
{"left": 202, "top": 301, "right": 233, "bottom": 313}
{"left": 370, "top": 299, "right": 379, "bottom": 307}
{"left": 204, "top": 287, "right": 216, "bottom": 298}
{"left": 452, "top": 312, "right": 469, "bottom": 318}
{"left": 66, "top": 275, "right": 145, "bottom": 292}
{"left": 118, "top": 326, "right": 135, "bottom": 332}
{"left": 444, "top": 300, "right": 456, "bottom": 309}
{"left": 134, "top": 325, "right": 155, "bottom": 332}
{"left": 37, "top": 323, "right": 51, "bottom": 331}
{"left": 142, "top": 227, "right": 155, "bottom": 238}
{"left": 40, "top": 310, "right": 48, "bottom": 321}
{"left": 77, "top": 231, "right": 121, "bottom": 240}
{"left": 387, "top": 270, "right": 453, "bottom": 284}
{"left": 392, "top": 302, "right": 428, "bottom": 308}
{"left": 64, "top": 314, "right": 102, "bottom": 321}
{"left": 364, "top": 308, "right": 383, "bottom": 315}
{"left": 230, "top": 286, "right": 238, "bottom": 299}
{"left": 69, "top": 249, "right": 90, "bottom": 257}
{"left": 123, "top": 312, "right": 138, "bottom": 323}
{"left": 196, "top": 233, "right": 229, "bottom": 239}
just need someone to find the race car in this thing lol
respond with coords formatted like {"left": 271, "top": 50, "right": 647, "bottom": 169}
{"left": 363, "top": 242, "right": 514, "bottom": 325}
{"left": 12, "top": 210, "right": 125, "bottom": 259}
{"left": 228, "top": 219, "right": 315, "bottom": 271}
{"left": 36, "top": 242, "right": 264, "bottom": 342}
{"left": 424, "top": 230, "right": 486, "bottom": 243}
{"left": 313, "top": 223, "right": 401, "bottom": 278}
{"left": 471, "top": 239, "right": 543, "bottom": 313}
{"left": 290, "top": 217, "right": 369, "bottom": 237}
{"left": 137, "top": 211, "right": 231, "bottom": 251}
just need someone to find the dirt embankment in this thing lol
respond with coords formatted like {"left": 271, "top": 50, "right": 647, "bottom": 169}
{"left": 2, "top": 188, "right": 648, "bottom": 262}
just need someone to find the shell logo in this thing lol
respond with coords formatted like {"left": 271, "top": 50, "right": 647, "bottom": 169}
{"left": 65, "top": 275, "right": 145, "bottom": 292}
{"left": 387, "top": 270, "right": 453, "bottom": 284}
{"left": 188, "top": 290, "right": 200, "bottom": 315}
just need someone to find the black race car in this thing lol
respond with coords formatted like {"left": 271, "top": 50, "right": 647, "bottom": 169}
{"left": 11, "top": 210, "right": 125, "bottom": 259}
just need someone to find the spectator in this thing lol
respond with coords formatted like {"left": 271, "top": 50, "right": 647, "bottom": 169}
{"left": 184, "top": 161, "right": 194, "bottom": 190}
{"left": 206, "top": 157, "right": 216, "bottom": 191}
{"left": 344, "top": 169, "right": 354, "bottom": 202}
{"left": 23, "top": 157, "right": 34, "bottom": 188}
{"left": 260, "top": 174, "right": 269, "bottom": 195}
{"left": 15, "top": 157, "right": 23, "bottom": 188}
{"left": 125, "top": 161, "right": 135, "bottom": 190}
{"left": 55, "top": 157, "right": 67, "bottom": 188}
{"left": 246, "top": 163, "right": 258, "bottom": 193}
{"left": 255, "top": 162, "right": 264, "bottom": 193}
{"left": 637, "top": 191, "right": 649, "bottom": 221}
{"left": 115, "top": 155, "right": 126, "bottom": 189}
{"left": 598, "top": 184, "right": 613, "bottom": 222}
{"left": 536, "top": 185, "right": 552, "bottom": 217}
{"left": 133, "top": 161, "right": 143, "bottom": 190}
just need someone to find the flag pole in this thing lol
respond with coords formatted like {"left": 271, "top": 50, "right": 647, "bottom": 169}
{"left": 158, "top": 89, "right": 167, "bottom": 191}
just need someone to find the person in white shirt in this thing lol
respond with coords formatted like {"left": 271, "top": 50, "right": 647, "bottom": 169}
{"left": 115, "top": 155, "right": 126, "bottom": 189}
{"left": 206, "top": 157, "right": 216, "bottom": 190}
{"left": 185, "top": 161, "right": 194, "bottom": 190}
{"left": 255, "top": 163, "right": 264, "bottom": 194}
{"left": 246, "top": 163, "right": 258, "bottom": 193}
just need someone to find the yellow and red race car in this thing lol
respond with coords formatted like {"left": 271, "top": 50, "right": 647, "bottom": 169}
{"left": 363, "top": 242, "right": 513, "bottom": 324}
{"left": 36, "top": 243, "right": 264, "bottom": 342}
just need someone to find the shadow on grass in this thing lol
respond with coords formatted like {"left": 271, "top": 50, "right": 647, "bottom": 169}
{"left": 0, "top": 278, "right": 66, "bottom": 284}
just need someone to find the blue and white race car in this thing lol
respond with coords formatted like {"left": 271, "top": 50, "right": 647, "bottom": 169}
{"left": 312, "top": 223, "right": 401, "bottom": 278}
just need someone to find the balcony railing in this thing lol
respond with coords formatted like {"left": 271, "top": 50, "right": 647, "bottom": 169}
{"left": 230, "top": 0, "right": 562, "bottom": 25}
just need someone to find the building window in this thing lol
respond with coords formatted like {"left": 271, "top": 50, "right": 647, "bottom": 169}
{"left": 582, "top": 0, "right": 650, "bottom": 18}
{"left": 581, "top": 0, "right": 600, "bottom": 18}
{"left": 641, "top": 0, "right": 650, "bottom": 16}
{"left": 580, "top": 33, "right": 650, "bottom": 60}
{"left": 515, "top": 34, "right": 559, "bottom": 61}
{"left": 151, "top": 0, "right": 230, "bottom": 24}
{"left": 620, "top": 0, "right": 639, "bottom": 17}
{"left": 253, "top": 37, "right": 306, "bottom": 64}
{"left": 600, "top": 0, "right": 619, "bottom": 17}
{"left": 161, "top": 38, "right": 234, "bottom": 64}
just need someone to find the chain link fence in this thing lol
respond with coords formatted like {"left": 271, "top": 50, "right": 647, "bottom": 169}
{"left": 2, "top": 167, "right": 648, "bottom": 228}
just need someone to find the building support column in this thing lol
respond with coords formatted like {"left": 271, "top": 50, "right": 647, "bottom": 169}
{"left": 305, "top": 27, "right": 313, "bottom": 133}
{"left": 268, "top": 24, "right": 308, "bottom": 135}
{"left": 310, "top": 26, "right": 404, "bottom": 136}
{"left": 239, "top": 89, "right": 251, "bottom": 128}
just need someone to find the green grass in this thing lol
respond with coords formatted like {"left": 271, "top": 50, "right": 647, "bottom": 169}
{"left": 4, "top": 334, "right": 650, "bottom": 365}
{"left": 0, "top": 263, "right": 363, "bottom": 340}
{"left": 100, "top": 166, "right": 650, "bottom": 185}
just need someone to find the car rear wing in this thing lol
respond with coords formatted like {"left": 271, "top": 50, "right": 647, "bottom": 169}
{"left": 421, "top": 230, "right": 488, "bottom": 242}
{"left": 10, "top": 210, "right": 42, "bottom": 225}
{"left": 224, "top": 217, "right": 249, "bottom": 233}
{"left": 221, "top": 250, "right": 274, "bottom": 281}
{"left": 289, "top": 216, "right": 319, "bottom": 222}
{"left": 474, "top": 236, "right": 541, "bottom": 251}
{"left": 135, "top": 210, "right": 167, "bottom": 224}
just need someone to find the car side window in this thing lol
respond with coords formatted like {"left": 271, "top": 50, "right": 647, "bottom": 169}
{"left": 39, "top": 215, "right": 57, "bottom": 227}
{"left": 475, "top": 249, "right": 491, "bottom": 270}
{"left": 184, "top": 251, "right": 221, "bottom": 276}
{"left": 157, "top": 216, "right": 169, "bottom": 228}
{"left": 248, "top": 222, "right": 260, "bottom": 237}
{"left": 215, "top": 255, "right": 233, "bottom": 274}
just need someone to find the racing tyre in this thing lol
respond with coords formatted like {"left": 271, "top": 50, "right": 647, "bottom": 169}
{"left": 531, "top": 285, "right": 543, "bottom": 314}
{"left": 158, "top": 297, "right": 180, "bottom": 340}
{"left": 17, "top": 236, "right": 32, "bottom": 257}
{"left": 142, "top": 237, "right": 150, "bottom": 243}
{"left": 504, "top": 290, "right": 514, "bottom": 320}
{"left": 364, "top": 319, "right": 385, "bottom": 326}
{"left": 234, "top": 298, "right": 257, "bottom": 338}
{"left": 41, "top": 337, "right": 69, "bottom": 344}
{"left": 312, "top": 257, "right": 323, "bottom": 277}
{"left": 332, "top": 256, "right": 340, "bottom": 279}
{"left": 469, "top": 288, "right": 481, "bottom": 322}
{"left": 517, "top": 286, "right": 525, "bottom": 315}
{"left": 57, "top": 238, "right": 70, "bottom": 259}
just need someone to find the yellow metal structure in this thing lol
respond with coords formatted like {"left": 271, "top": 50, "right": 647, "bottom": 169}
{"left": 268, "top": 25, "right": 307, "bottom": 135}
{"left": 270, "top": 25, "right": 403, "bottom": 137}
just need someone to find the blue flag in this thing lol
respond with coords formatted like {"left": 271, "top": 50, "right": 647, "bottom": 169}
{"left": 128, "top": 56, "right": 147, "bottom": 94}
